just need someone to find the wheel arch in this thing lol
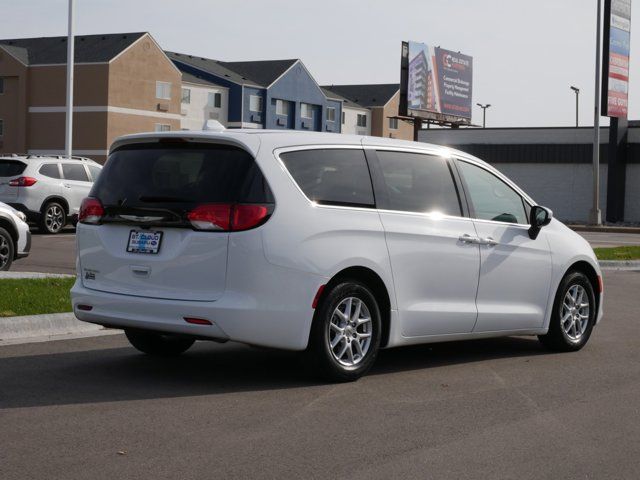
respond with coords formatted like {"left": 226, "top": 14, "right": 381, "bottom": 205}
{"left": 566, "top": 260, "right": 601, "bottom": 312}
{"left": 0, "top": 216, "right": 18, "bottom": 248}
{"left": 40, "top": 196, "right": 70, "bottom": 214}
{"left": 315, "top": 266, "right": 393, "bottom": 348}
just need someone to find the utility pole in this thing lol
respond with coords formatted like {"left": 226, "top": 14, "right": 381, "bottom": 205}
{"left": 570, "top": 86, "right": 580, "bottom": 127}
{"left": 65, "top": 0, "right": 75, "bottom": 159}
{"left": 476, "top": 103, "right": 491, "bottom": 128}
{"left": 590, "top": 0, "right": 602, "bottom": 225}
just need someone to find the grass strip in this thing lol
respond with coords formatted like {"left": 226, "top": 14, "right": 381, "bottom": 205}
{"left": 0, "top": 277, "right": 75, "bottom": 317}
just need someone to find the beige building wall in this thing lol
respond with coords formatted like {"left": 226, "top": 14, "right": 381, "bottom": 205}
{"left": 371, "top": 91, "right": 412, "bottom": 140}
{"left": 0, "top": 50, "right": 28, "bottom": 153}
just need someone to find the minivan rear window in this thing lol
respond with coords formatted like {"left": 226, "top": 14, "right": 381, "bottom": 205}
{"left": 0, "top": 160, "right": 26, "bottom": 177}
{"left": 91, "top": 142, "right": 273, "bottom": 212}
{"left": 280, "top": 149, "right": 375, "bottom": 208}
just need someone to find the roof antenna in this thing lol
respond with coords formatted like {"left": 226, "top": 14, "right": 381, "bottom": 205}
{"left": 203, "top": 120, "right": 226, "bottom": 132}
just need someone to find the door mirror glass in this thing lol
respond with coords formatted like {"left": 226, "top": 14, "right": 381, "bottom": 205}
{"left": 529, "top": 205, "right": 552, "bottom": 239}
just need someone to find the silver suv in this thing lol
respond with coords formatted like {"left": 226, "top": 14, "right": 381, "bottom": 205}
{"left": 0, "top": 155, "right": 102, "bottom": 233}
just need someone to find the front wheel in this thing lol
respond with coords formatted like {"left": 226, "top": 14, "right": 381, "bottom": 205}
{"left": 0, "top": 227, "right": 15, "bottom": 271}
{"left": 125, "top": 329, "right": 195, "bottom": 356}
{"left": 538, "top": 271, "right": 596, "bottom": 352}
{"left": 308, "top": 281, "right": 381, "bottom": 382}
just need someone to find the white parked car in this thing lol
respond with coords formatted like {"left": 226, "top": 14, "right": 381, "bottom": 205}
{"left": 0, "top": 201, "right": 31, "bottom": 271}
{"left": 71, "top": 130, "right": 603, "bottom": 381}
{"left": 0, "top": 155, "right": 102, "bottom": 233}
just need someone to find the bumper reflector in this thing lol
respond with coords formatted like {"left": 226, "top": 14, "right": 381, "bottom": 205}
{"left": 184, "top": 317, "right": 212, "bottom": 326}
{"left": 597, "top": 275, "right": 603, "bottom": 293}
{"left": 312, "top": 285, "right": 326, "bottom": 309}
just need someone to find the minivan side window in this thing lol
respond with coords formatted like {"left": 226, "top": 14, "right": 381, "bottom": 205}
{"left": 39, "top": 163, "right": 61, "bottom": 179}
{"left": 457, "top": 160, "right": 527, "bottom": 224}
{"left": 280, "top": 149, "right": 375, "bottom": 208}
{"left": 62, "top": 163, "right": 90, "bottom": 182}
{"left": 375, "top": 151, "right": 462, "bottom": 216}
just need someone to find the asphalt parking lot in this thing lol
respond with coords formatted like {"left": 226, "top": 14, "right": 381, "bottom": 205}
{"left": 11, "top": 229, "right": 640, "bottom": 276}
{"left": 1, "top": 269, "right": 639, "bottom": 479}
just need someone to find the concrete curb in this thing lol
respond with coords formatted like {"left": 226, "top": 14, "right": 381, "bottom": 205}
{"left": 0, "top": 312, "right": 103, "bottom": 343}
{"left": 598, "top": 260, "right": 640, "bottom": 270}
{"left": 570, "top": 225, "right": 640, "bottom": 234}
{"left": 0, "top": 272, "right": 75, "bottom": 280}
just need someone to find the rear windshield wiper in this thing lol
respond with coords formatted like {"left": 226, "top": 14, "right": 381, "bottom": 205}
{"left": 138, "top": 195, "right": 193, "bottom": 203}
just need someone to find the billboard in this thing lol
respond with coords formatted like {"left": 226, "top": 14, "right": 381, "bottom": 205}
{"left": 400, "top": 41, "right": 473, "bottom": 123}
{"left": 602, "top": 0, "right": 632, "bottom": 118}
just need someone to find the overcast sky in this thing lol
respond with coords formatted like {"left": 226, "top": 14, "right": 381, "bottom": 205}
{"left": 2, "top": 0, "right": 638, "bottom": 127}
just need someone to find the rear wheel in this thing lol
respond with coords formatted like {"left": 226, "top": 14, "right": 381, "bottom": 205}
{"left": 538, "top": 271, "right": 596, "bottom": 352}
{"left": 0, "top": 227, "right": 15, "bottom": 271}
{"left": 308, "top": 281, "right": 381, "bottom": 382}
{"left": 125, "top": 329, "right": 195, "bottom": 356}
{"left": 39, "top": 201, "right": 66, "bottom": 234}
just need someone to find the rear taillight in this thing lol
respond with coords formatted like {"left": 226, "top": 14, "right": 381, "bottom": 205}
{"left": 232, "top": 205, "right": 269, "bottom": 231}
{"left": 187, "top": 204, "right": 270, "bottom": 232}
{"left": 79, "top": 197, "right": 105, "bottom": 225}
{"left": 9, "top": 176, "right": 37, "bottom": 187}
{"left": 187, "top": 204, "right": 232, "bottom": 231}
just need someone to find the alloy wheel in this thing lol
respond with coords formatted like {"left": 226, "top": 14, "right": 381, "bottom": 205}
{"left": 561, "top": 284, "right": 590, "bottom": 342}
{"left": 45, "top": 205, "right": 64, "bottom": 233}
{"left": 0, "top": 234, "right": 9, "bottom": 269}
{"left": 328, "top": 297, "right": 373, "bottom": 367}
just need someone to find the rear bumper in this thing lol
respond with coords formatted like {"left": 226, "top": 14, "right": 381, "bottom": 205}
{"left": 70, "top": 269, "right": 325, "bottom": 350}
{"left": 16, "top": 230, "right": 31, "bottom": 259}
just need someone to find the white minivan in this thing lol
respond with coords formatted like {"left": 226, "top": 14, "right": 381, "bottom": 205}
{"left": 71, "top": 130, "right": 603, "bottom": 381}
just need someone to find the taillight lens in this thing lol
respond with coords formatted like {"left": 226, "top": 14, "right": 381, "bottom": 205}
{"left": 79, "top": 197, "right": 105, "bottom": 224}
{"left": 187, "top": 204, "right": 232, "bottom": 231}
{"left": 187, "top": 204, "right": 270, "bottom": 232}
{"left": 232, "top": 205, "right": 269, "bottom": 231}
{"left": 9, "top": 176, "right": 37, "bottom": 187}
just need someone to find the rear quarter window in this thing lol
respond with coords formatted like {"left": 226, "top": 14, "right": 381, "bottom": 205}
{"left": 39, "top": 163, "right": 61, "bottom": 179}
{"left": 0, "top": 160, "right": 26, "bottom": 177}
{"left": 279, "top": 149, "right": 375, "bottom": 208}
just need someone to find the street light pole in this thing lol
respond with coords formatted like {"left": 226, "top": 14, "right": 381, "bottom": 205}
{"left": 65, "top": 0, "right": 75, "bottom": 159}
{"left": 590, "top": 0, "right": 602, "bottom": 225}
{"left": 476, "top": 103, "right": 491, "bottom": 128}
{"left": 570, "top": 86, "right": 580, "bottom": 127}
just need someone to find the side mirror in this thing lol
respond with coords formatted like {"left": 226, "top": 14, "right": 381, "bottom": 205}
{"left": 529, "top": 206, "right": 553, "bottom": 240}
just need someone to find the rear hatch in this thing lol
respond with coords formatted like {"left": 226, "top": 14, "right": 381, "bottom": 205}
{"left": 78, "top": 140, "right": 273, "bottom": 302}
{"left": 0, "top": 159, "right": 27, "bottom": 201}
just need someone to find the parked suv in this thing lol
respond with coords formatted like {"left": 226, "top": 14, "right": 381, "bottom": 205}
{"left": 71, "top": 130, "right": 603, "bottom": 381}
{"left": 0, "top": 201, "right": 31, "bottom": 270}
{"left": 0, "top": 155, "right": 102, "bottom": 233}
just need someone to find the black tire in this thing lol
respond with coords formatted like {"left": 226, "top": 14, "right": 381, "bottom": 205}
{"left": 538, "top": 271, "right": 596, "bottom": 352}
{"left": 39, "top": 201, "right": 67, "bottom": 234}
{"left": 125, "top": 329, "right": 195, "bottom": 356}
{"left": 308, "top": 280, "right": 382, "bottom": 382}
{"left": 0, "top": 227, "right": 15, "bottom": 271}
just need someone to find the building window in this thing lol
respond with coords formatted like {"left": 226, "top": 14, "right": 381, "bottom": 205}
{"left": 357, "top": 114, "right": 367, "bottom": 127}
{"left": 249, "top": 95, "right": 263, "bottom": 112}
{"left": 0, "top": 78, "right": 4, "bottom": 95}
{"left": 156, "top": 81, "right": 171, "bottom": 100}
{"left": 155, "top": 124, "right": 171, "bottom": 132}
{"left": 0, "top": 119, "right": 3, "bottom": 137}
{"left": 276, "top": 99, "right": 289, "bottom": 116}
{"left": 181, "top": 88, "right": 191, "bottom": 104}
{"left": 327, "top": 107, "right": 336, "bottom": 122}
{"left": 208, "top": 92, "right": 222, "bottom": 108}
{"left": 301, "top": 103, "right": 313, "bottom": 119}
{"left": 342, "top": 111, "right": 345, "bottom": 125}
{"left": 389, "top": 117, "right": 398, "bottom": 130}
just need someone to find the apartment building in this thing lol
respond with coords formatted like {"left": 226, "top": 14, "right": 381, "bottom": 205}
{"left": 0, "top": 32, "right": 181, "bottom": 163}
{"left": 321, "top": 87, "right": 371, "bottom": 136}
{"left": 179, "top": 71, "right": 229, "bottom": 130}
{"left": 321, "top": 84, "right": 413, "bottom": 140}
{"left": 167, "top": 52, "right": 342, "bottom": 133}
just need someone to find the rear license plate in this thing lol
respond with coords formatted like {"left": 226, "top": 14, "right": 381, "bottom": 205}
{"left": 127, "top": 230, "right": 163, "bottom": 254}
